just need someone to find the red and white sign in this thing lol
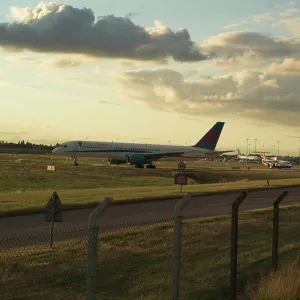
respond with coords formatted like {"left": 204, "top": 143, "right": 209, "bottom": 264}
{"left": 174, "top": 174, "right": 188, "bottom": 185}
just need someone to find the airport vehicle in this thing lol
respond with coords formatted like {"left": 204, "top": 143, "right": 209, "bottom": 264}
{"left": 52, "top": 122, "right": 234, "bottom": 169}
{"left": 260, "top": 153, "right": 292, "bottom": 169}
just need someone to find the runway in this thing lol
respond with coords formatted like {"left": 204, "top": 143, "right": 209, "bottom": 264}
{"left": 1, "top": 186, "right": 300, "bottom": 240}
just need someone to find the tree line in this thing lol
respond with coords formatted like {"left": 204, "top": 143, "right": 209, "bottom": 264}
{"left": 0, "top": 140, "right": 58, "bottom": 150}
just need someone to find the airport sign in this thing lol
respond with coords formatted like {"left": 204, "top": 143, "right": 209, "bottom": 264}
{"left": 174, "top": 174, "right": 188, "bottom": 185}
{"left": 45, "top": 191, "right": 64, "bottom": 222}
{"left": 178, "top": 161, "right": 186, "bottom": 171}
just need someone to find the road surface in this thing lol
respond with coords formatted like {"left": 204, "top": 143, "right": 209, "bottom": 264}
{"left": 1, "top": 186, "right": 300, "bottom": 240}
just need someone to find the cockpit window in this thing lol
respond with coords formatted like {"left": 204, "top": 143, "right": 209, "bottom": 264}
{"left": 60, "top": 145, "right": 67, "bottom": 148}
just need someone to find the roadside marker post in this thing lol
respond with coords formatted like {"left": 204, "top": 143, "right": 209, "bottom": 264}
{"left": 272, "top": 191, "right": 288, "bottom": 270}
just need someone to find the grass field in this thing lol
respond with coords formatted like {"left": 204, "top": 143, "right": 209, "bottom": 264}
{"left": 248, "top": 260, "right": 300, "bottom": 300}
{"left": 1, "top": 153, "right": 300, "bottom": 216}
{"left": 2, "top": 204, "right": 300, "bottom": 300}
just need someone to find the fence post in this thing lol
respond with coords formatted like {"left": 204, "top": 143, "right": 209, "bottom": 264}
{"left": 272, "top": 191, "right": 288, "bottom": 270}
{"left": 49, "top": 194, "right": 56, "bottom": 248}
{"left": 230, "top": 190, "right": 248, "bottom": 300}
{"left": 86, "top": 197, "right": 112, "bottom": 300}
{"left": 171, "top": 193, "right": 193, "bottom": 300}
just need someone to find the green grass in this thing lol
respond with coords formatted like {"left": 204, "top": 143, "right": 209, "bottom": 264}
{"left": 1, "top": 153, "right": 300, "bottom": 216}
{"left": 1, "top": 154, "right": 300, "bottom": 193}
{"left": 2, "top": 178, "right": 300, "bottom": 217}
{"left": 2, "top": 204, "right": 300, "bottom": 299}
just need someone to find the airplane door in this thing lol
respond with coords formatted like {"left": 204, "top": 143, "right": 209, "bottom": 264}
{"left": 74, "top": 141, "right": 81, "bottom": 152}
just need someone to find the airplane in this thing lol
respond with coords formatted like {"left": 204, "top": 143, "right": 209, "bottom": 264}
{"left": 259, "top": 153, "right": 292, "bottom": 169}
{"left": 51, "top": 121, "right": 234, "bottom": 169}
{"left": 236, "top": 149, "right": 261, "bottom": 163}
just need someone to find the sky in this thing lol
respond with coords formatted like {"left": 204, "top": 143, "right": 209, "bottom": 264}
{"left": 1, "top": 1, "right": 300, "bottom": 155}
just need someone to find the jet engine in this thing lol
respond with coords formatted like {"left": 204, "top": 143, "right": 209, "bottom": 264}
{"left": 108, "top": 158, "right": 126, "bottom": 165}
{"left": 127, "top": 154, "right": 151, "bottom": 165}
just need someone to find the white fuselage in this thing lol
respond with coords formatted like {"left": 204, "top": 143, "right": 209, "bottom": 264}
{"left": 238, "top": 154, "right": 261, "bottom": 162}
{"left": 52, "top": 140, "right": 215, "bottom": 160}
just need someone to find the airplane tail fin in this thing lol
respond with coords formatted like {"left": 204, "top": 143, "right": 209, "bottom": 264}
{"left": 259, "top": 152, "right": 265, "bottom": 159}
{"left": 237, "top": 148, "right": 241, "bottom": 156}
{"left": 192, "top": 122, "right": 225, "bottom": 150}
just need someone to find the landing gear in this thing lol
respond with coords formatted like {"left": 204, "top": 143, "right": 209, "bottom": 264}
{"left": 146, "top": 164, "right": 156, "bottom": 169}
{"left": 73, "top": 157, "right": 78, "bottom": 166}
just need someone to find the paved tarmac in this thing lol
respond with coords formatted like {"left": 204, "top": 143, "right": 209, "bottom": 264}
{"left": 1, "top": 186, "right": 300, "bottom": 240}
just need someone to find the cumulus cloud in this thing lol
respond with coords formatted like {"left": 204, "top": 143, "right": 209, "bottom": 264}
{"left": 0, "top": 2, "right": 208, "bottom": 63}
{"left": 267, "top": 58, "right": 300, "bottom": 75}
{"left": 278, "top": 18, "right": 300, "bottom": 37}
{"left": 118, "top": 68, "right": 300, "bottom": 127}
{"left": 201, "top": 31, "right": 300, "bottom": 60}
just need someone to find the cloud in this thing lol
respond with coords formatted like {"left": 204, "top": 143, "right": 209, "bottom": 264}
{"left": 98, "top": 100, "right": 120, "bottom": 106}
{"left": 280, "top": 8, "right": 300, "bottom": 17}
{"left": 223, "top": 20, "right": 248, "bottom": 30}
{"left": 35, "top": 124, "right": 53, "bottom": 129}
{"left": 0, "top": 80, "right": 49, "bottom": 90}
{"left": 200, "top": 31, "right": 300, "bottom": 69}
{"left": 286, "top": 134, "right": 300, "bottom": 139}
{"left": 125, "top": 12, "right": 140, "bottom": 18}
{"left": 278, "top": 17, "right": 300, "bottom": 37}
{"left": 250, "top": 12, "right": 275, "bottom": 24}
{"left": 267, "top": 58, "right": 300, "bottom": 75}
{"left": 64, "top": 77, "right": 105, "bottom": 85}
{"left": 0, "top": 2, "right": 208, "bottom": 63}
{"left": 118, "top": 67, "right": 300, "bottom": 127}
{"left": 39, "top": 57, "right": 83, "bottom": 68}
{"left": 0, "top": 131, "right": 28, "bottom": 135}
{"left": 263, "top": 79, "right": 280, "bottom": 88}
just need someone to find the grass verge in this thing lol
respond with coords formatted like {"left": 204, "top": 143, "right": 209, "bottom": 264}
{"left": 2, "top": 178, "right": 300, "bottom": 217}
{"left": 2, "top": 204, "right": 300, "bottom": 299}
{"left": 246, "top": 260, "right": 300, "bottom": 300}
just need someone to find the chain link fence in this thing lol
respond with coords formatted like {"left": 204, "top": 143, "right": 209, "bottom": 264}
{"left": 2, "top": 190, "right": 300, "bottom": 300}
{"left": 1, "top": 228, "right": 88, "bottom": 300}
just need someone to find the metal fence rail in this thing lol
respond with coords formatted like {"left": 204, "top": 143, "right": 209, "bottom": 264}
{"left": 2, "top": 189, "right": 300, "bottom": 300}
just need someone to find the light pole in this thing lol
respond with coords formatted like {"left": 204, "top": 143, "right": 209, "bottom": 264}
{"left": 246, "top": 139, "right": 249, "bottom": 155}
{"left": 249, "top": 144, "right": 251, "bottom": 154}
{"left": 254, "top": 139, "right": 257, "bottom": 154}
{"left": 277, "top": 141, "right": 280, "bottom": 156}
{"left": 273, "top": 145, "right": 275, "bottom": 156}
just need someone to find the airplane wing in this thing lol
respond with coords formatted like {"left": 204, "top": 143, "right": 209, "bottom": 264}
{"left": 132, "top": 150, "right": 194, "bottom": 160}
{"left": 204, "top": 150, "right": 235, "bottom": 155}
